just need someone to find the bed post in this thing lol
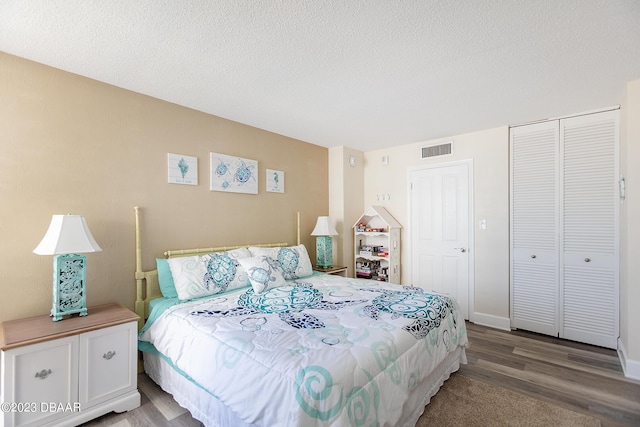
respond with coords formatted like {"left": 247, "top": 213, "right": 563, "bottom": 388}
{"left": 134, "top": 206, "right": 145, "bottom": 331}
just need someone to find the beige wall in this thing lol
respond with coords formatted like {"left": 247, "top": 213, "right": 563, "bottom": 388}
{"left": 358, "top": 128, "right": 510, "bottom": 325}
{"left": 0, "top": 52, "right": 328, "bottom": 323}
{"left": 620, "top": 78, "right": 640, "bottom": 377}
{"left": 329, "top": 146, "right": 364, "bottom": 274}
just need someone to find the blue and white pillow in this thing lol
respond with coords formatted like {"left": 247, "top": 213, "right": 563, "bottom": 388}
{"left": 237, "top": 255, "right": 287, "bottom": 293}
{"left": 201, "top": 251, "right": 252, "bottom": 294}
{"left": 167, "top": 248, "right": 251, "bottom": 301}
{"left": 249, "top": 245, "right": 313, "bottom": 280}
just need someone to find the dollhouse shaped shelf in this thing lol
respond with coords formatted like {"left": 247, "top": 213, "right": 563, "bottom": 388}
{"left": 353, "top": 206, "right": 401, "bottom": 283}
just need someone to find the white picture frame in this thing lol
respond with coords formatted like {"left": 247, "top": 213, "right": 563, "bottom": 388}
{"left": 266, "top": 169, "right": 284, "bottom": 193}
{"left": 210, "top": 152, "right": 258, "bottom": 194}
{"left": 168, "top": 153, "right": 198, "bottom": 185}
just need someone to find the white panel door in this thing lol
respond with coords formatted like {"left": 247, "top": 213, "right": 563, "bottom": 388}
{"left": 3, "top": 336, "right": 78, "bottom": 427}
{"left": 560, "top": 110, "right": 619, "bottom": 348}
{"left": 410, "top": 163, "right": 470, "bottom": 319}
{"left": 79, "top": 322, "right": 137, "bottom": 408}
{"left": 510, "top": 120, "right": 560, "bottom": 336}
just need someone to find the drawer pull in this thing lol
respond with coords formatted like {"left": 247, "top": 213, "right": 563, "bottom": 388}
{"left": 35, "top": 369, "right": 52, "bottom": 379}
{"left": 103, "top": 350, "right": 116, "bottom": 360}
{"left": 531, "top": 255, "right": 537, "bottom": 259}
{"left": 585, "top": 258, "right": 591, "bottom": 263}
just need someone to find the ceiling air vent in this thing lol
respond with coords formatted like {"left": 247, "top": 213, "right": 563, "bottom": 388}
{"left": 421, "top": 141, "right": 453, "bottom": 159}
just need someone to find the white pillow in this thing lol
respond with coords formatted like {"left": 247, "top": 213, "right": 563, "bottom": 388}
{"left": 237, "top": 255, "right": 287, "bottom": 293}
{"left": 249, "top": 245, "right": 313, "bottom": 279}
{"left": 168, "top": 248, "right": 251, "bottom": 300}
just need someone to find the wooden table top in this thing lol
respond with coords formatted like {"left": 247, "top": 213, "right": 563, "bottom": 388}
{"left": 0, "top": 303, "right": 139, "bottom": 351}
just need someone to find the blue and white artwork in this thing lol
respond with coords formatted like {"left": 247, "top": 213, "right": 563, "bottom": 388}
{"left": 168, "top": 153, "right": 198, "bottom": 185}
{"left": 266, "top": 169, "right": 284, "bottom": 193}
{"left": 210, "top": 152, "right": 258, "bottom": 194}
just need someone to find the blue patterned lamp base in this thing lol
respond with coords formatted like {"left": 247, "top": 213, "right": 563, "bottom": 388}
{"left": 315, "top": 236, "right": 334, "bottom": 268}
{"left": 51, "top": 254, "right": 88, "bottom": 321}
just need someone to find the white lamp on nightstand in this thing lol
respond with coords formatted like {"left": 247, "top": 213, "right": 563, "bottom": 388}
{"left": 34, "top": 214, "right": 102, "bottom": 321}
{"left": 311, "top": 216, "right": 338, "bottom": 268}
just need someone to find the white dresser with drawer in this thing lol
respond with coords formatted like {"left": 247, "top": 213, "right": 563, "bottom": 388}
{"left": 0, "top": 303, "right": 140, "bottom": 427}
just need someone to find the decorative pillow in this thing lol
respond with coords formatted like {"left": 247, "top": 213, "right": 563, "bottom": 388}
{"left": 248, "top": 245, "right": 313, "bottom": 279}
{"left": 237, "top": 255, "right": 287, "bottom": 293}
{"left": 156, "top": 258, "right": 178, "bottom": 299}
{"left": 167, "top": 248, "right": 251, "bottom": 301}
{"left": 201, "top": 250, "right": 252, "bottom": 294}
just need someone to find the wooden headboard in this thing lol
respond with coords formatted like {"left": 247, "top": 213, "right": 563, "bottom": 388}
{"left": 134, "top": 206, "right": 299, "bottom": 330}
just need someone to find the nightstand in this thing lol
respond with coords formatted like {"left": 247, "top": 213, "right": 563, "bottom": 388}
{"left": 313, "top": 265, "right": 348, "bottom": 277}
{"left": 0, "top": 303, "right": 140, "bottom": 427}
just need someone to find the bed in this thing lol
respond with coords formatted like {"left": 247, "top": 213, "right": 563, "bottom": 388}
{"left": 134, "top": 207, "right": 468, "bottom": 427}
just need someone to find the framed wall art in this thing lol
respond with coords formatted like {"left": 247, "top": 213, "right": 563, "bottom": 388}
{"left": 266, "top": 169, "right": 284, "bottom": 193}
{"left": 210, "top": 152, "right": 258, "bottom": 194}
{"left": 168, "top": 153, "right": 198, "bottom": 185}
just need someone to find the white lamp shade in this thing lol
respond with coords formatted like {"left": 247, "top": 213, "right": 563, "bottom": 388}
{"left": 33, "top": 215, "right": 102, "bottom": 255}
{"left": 310, "top": 216, "right": 338, "bottom": 236}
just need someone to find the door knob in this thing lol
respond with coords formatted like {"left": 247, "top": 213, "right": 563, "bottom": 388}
{"left": 454, "top": 247, "right": 467, "bottom": 253}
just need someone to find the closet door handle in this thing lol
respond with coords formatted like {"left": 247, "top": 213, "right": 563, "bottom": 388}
{"left": 584, "top": 258, "right": 591, "bottom": 263}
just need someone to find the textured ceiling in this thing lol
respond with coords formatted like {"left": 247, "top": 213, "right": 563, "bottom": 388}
{"left": 1, "top": 1, "right": 640, "bottom": 152}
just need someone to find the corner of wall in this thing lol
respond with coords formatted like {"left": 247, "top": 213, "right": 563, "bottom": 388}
{"left": 619, "top": 78, "right": 640, "bottom": 366}
{"left": 328, "top": 146, "right": 365, "bottom": 274}
{"left": 618, "top": 338, "right": 640, "bottom": 381}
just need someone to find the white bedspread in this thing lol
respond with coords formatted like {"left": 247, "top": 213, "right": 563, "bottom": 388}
{"left": 139, "top": 274, "right": 468, "bottom": 427}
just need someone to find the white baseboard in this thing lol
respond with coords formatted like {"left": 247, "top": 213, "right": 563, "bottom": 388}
{"left": 617, "top": 338, "right": 640, "bottom": 381}
{"left": 470, "top": 312, "right": 511, "bottom": 331}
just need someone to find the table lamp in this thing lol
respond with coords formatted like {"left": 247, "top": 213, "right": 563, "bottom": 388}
{"left": 310, "top": 216, "right": 338, "bottom": 268}
{"left": 34, "top": 214, "right": 102, "bottom": 321}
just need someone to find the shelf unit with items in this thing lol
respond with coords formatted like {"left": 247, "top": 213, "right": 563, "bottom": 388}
{"left": 353, "top": 206, "right": 401, "bottom": 283}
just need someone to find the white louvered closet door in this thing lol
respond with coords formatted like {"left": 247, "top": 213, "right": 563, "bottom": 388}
{"left": 560, "top": 111, "right": 619, "bottom": 348}
{"left": 510, "top": 121, "right": 559, "bottom": 336}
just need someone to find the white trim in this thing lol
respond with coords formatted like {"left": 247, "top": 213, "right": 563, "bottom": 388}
{"left": 471, "top": 312, "right": 512, "bottom": 331}
{"left": 510, "top": 105, "right": 620, "bottom": 129}
{"left": 617, "top": 338, "right": 640, "bottom": 381}
{"left": 407, "top": 159, "right": 475, "bottom": 322}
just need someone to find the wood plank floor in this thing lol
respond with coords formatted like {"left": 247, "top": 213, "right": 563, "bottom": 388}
{"left": 461, "top": 322, "right": 640, "bottom": 427}
{"left": 83, "top": 322, "right": 640, "bottom": 426}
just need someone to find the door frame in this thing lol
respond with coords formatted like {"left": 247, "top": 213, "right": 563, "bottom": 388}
{"left": 407, "top": 159, "right": 475, "bottom": 321}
